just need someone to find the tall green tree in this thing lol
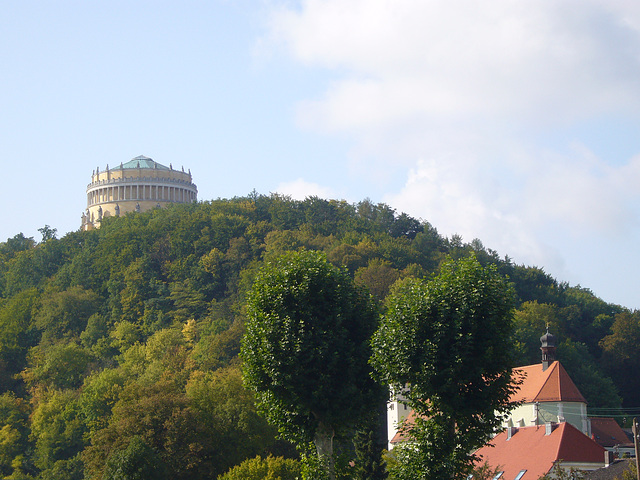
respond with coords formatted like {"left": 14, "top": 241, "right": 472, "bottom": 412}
{"left": 371, "top": 256, "right": 518, "bottom": 480}
{"left": 352, "top": 414, "right": 387, "bottom": 480}
{"left": 102, "top": 435, "right": 168, "bottom": 480}
{"left": 600, "top": 310, "right": 640, "bottom": 408}
{"left": 241, "top": 250, "right": 382, "bottom": 479}
{"left": 217, "top": 455, "right": 302, "bottom": 480}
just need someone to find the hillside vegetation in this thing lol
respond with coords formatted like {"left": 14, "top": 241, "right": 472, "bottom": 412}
{"left": 0, "top": 194, "right": 636, "bottom": 479}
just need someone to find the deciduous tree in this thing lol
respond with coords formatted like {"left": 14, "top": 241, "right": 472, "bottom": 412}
{"left": 217, "top": 455, "right": 302, "bottom": 480}
{"left": 241, "top": 250, "right": 382, "bottom": 479}
{"left": 371, "top": 256, "right": 517, "bottom": 480}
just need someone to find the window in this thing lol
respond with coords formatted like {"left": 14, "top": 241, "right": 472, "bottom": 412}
{"left": 492, "top": 472, "right": 503, "bottom": 480}
{"left": 514, "top": 470, "right": 526, "bottom": 480}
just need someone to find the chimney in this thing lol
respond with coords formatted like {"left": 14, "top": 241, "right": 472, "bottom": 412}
{"left": 507, "top": 427, "right": 518, "bottom": 440}
{"left": 545, "top": 422, "right": 557, "bottom": 436}
{"left": 540, "top": 328, "right": 556, "bottom": 371}
{"left": 604, "top": 450, "right": 613, "bottom": 467}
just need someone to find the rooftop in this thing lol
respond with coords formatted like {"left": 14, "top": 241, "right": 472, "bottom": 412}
{"left": 585, "top": 459, "right": 635, "bottom": 480}
{"left": 590, "top": 417, "right": 631, "bottom": 448}
{"left": 390, "top": 410, "right": 418, "bottom": 445}
{"left": 475, "top": 422, "right": 606, "bottom": 480}
{"left": 119, "top": 155, "right": 171, "bottom": 170}
{"left": 511, "top": 361, "right": 587, "bottom": 404}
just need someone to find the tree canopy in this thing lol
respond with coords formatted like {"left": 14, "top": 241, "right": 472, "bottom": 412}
{"left": 242, "top": 250, "right": 382, "bottom": 479}
{"left": 0, "top": 193, "right": 630, "bottom": 479}
{"left": 371, "top": 256, "right": 518, "bottom": 479}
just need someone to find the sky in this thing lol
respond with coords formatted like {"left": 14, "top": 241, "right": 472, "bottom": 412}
{"left": 2, "top": 1, "right": 640, "bottom": 309}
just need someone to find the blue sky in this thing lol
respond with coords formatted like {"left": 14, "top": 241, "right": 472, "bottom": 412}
{"left": 2, "top": 1, "right": 640, "bottom": 309}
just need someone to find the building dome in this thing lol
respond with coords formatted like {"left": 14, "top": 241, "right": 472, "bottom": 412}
{"left": 540, "top": 328, "right": 557, "bottom": 371}
{"left": 540, "top": 329, "right": 556, "bottom": 348}
{"left": 81, "top": 155, "right": 197, "bottom": 230}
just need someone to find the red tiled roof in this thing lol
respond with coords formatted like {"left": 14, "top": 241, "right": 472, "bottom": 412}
{"left": 590, "top": 417, "right": 630, "bottom": 448}
{"left": 475, "top": 423, "right": 606, "bottom": 480}
{"left": 510, "top": 361, "right": 586, "bottom": 404}
{"left": 390, "top": 410, "right": 417, "bottom": 445}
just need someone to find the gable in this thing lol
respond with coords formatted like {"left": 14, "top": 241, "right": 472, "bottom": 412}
{"left": 510, "top": 361, "right": 586, "bottom": 404}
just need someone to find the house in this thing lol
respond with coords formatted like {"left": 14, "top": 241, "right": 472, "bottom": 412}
{"left": 506, "top": 360, "right": 589, "bottom": 434}
{"left": 387, "top": 386, "right": 411, "bottom": 449}
{"left": 585, "top": 459, "right": 636, "bottom": 480}
{"left": 387, "top": 329, "right": 591, "bottom": 448}
{"left": 504, "top": 330, "right": 590, "bottom": 435}
{"left": 387, "top": 329, "right": 623, "bottom": 478}
{"left": 389, "top": 409, "right": 416, "bottom": 447}
{"left": 474, "top": 422, "right": 608, "bottom": 479}
{"left": 589, "top": 417, "right": 633, "bottom": 456}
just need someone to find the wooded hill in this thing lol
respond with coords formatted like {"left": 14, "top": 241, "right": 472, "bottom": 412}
{"left": 0, "top": 194, "right": 637, "bottom": 479}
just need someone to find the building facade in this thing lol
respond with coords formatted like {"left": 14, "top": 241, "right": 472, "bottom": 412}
{"left": 81, "top": 155, "right": 197, "bottom": 230}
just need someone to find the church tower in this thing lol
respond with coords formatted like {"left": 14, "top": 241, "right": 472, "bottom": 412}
{"left": 540, "top": 328, "right": 556, "bottom": 371}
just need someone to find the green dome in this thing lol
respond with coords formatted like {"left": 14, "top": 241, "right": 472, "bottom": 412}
{"left": 119, "top": 155, "right": 171, "bottom": 170}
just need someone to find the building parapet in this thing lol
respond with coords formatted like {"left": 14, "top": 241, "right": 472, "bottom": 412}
{"left": 86, "top": 175, "right": 197, "bottom": 190}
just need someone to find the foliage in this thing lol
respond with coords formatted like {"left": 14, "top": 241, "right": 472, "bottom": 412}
{"left": 538, "top": 461, "right": 585, "bottom": 479}
{"left": 352, "top": 416, "right": 387, "bottom": 480}
{"left": 34, "top": 286, "right": 101, "bottom": 343}
{"left": 556, "top": 339, "right": 621, "bottom": 409}
{"left": 355, "top": 258, "right": 401, "bottom": 302}
{"left": 30, "top": 390, "right": 86, "bottom": 474}
{"left": 22, "top": 342, "right": 94, "bottom": 393}
{"left": 242, "top": 250, "right": 383, "bottom": 479}
{"left": 0, "top": 194, "right": 631, "bottom": 479}
{"left": 371, "top": 256, "right": 518, "bottom": 479}
{"left": 185, "top": 365, "right": 281, "bottom": 472}
{"left": 102, "top": 435, "right": 168, "bottom": 480}
{"left": 0, "top": 289, "right": 39, "bottom": 392}
{"left": 0, "top": 393, "right": 32, "bottom": 478}
{"left": 82, "top": 381, "right": 206, "bottom": 480}
{"left": 512, "top": 301, "right": 560, "bottom": 366}
{"left": 470, "top": 461, "right": 504, "bottom": 480}
{"left": 613, "top": 460, "right": 637, "bottom": 480}
{"left": 600, "top": 311, "right": 640, "bottom": 408}
{"left": 217, "top": 455, "right": 302, "bottom": 480}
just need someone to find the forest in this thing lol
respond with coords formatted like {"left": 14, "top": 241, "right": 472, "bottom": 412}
{"left": 0, "top": 193, "right": 638, "bottom": 479}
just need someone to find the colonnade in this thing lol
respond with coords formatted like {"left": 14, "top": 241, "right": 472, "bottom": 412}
{"left": 87, "top": 182, "right": 197, "bottom": 206}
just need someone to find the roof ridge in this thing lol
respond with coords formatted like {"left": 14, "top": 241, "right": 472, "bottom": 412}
{"left": 555, "top": 362, "right": 587, "bottom": 404}
{"left": 534, "top": 360, "right": 562, "bottom": 400}
{"left": 533, "top": 361, "right": 556, "bottom": 401}
{"left": 553, "top": 421, "right": 566, "bottom": 462}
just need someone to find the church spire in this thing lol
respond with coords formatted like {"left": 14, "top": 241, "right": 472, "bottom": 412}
{"left": 540, "top": 327, "right": 556, "bottom": 371}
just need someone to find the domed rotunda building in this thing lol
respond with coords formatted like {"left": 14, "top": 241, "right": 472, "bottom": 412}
{"left": 82, "top": 155, "right": 198, "bottom": 230}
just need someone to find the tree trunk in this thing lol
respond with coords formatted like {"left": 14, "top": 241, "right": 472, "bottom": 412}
{"left": 315, "top": 421, "right": 336, "bottom": 480}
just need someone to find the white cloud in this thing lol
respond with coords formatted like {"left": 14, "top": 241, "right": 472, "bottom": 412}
{"left": 385, "top": 144, "right": 640, "bottom": 272}
{"left": 268, "top": 0, "right": 640, "bottom": 128}
{"left": 262, "top": 0, "right": 640, "bottom": 306}
{"left": 274, "top": 178, "right": 337, "bottom": 200}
